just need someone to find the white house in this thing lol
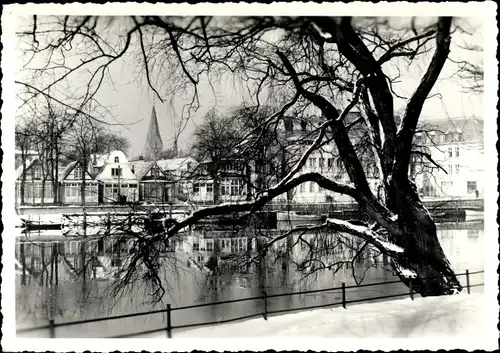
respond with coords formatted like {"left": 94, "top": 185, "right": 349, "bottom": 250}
{"left": 93, "top": 151, "right": 139, "bottom": 203}
{"left": 413, "top": 116, "right": 484, "bottom": 199}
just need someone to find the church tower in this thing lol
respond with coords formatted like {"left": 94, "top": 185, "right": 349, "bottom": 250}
{"left": 142, "top": 105, "right": 163, "bottom": 161}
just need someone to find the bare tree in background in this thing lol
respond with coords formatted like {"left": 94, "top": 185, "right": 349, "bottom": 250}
{"left": 65, "top": 115, "right": 101, "bottom": 206}
{"left": 191, "top": 108, "right": 241, "bottom": 204}
{"left": 17, "top": 15, "right": 484, "bottom": 299}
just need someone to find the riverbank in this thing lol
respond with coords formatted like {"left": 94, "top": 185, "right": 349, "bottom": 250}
{"left": 15, "top": 197, "right": 483, "bottom": 216}
{"left": 141, "top": 293, "right": 495, "bottom": 350}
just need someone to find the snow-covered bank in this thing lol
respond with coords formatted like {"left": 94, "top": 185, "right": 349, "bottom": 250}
{"left": 141, "top": 293, "right": 495, "bottom": 350}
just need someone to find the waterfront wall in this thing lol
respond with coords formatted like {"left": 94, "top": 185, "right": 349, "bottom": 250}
{"left": 16, "top": 198, "right": 483, "bottom": 216}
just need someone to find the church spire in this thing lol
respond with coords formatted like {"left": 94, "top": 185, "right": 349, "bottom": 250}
{"left": 143, "top": 105, "right": 163, "bottom": 161}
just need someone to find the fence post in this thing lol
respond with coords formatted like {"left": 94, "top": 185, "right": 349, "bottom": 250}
{"left": 49, "top": 319, "right": 55, "bottom": 338}
{"left": 466, "top": 269, "right": 470, "bottom": 294}
{"left": 166, "top": 304, "right": 172, "bottom": 338}
{"left": 341, "top": 283, "right": 346, "bottom": 309}
{"left": 409, "top": 280, "right": 414, "bottom": 300}
{"left": 263, "top": 291, "right": 268, "bottom": 320}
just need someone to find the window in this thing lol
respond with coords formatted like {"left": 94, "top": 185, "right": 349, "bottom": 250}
{"left": 300, "top": 120, "right": 307, "bottom": 131}
{"left": 114, "top": 156, "right": 119, "bottom": 163}
{"left": 439, "top": 134, "right": 445, "bottom": 143}
{"left": 45, "top": 185, "right": 53, "bottom": 199}
{"left": 447, "top": 164, "right": 453, "bottom": 175}
{"left": 193, "top": 183, "right": 200, "bottom": 193}
{"left": 231, "top": 179, "right": 243, "bottom": 195}
{"left": 33, "top": 167, "right": 41, "bottom": 179}
{"left": 111, "top": 168, "right": 122, "bottom": 177}
{"left": 32, "top": 258, "right": 42, "bottom": 271}
{"left": 467, "top": 181, "right": 477, "bottom": 194}
{"left": 309, "top": 182, "right": 315, "bottom": 192}
{"left": 455, "top": 164, "right": 460, "bottom": 175}
{"left": 33, "top": 184, "right": 42, "bottom": 198}
{"left": 206, "top": 183, "right": 213, "bottom": 193}
{"left": 327, "top": 158, "right": 333, "bottom": 168}
{"left": 74, "top": 166, "right": 82, "bottom": 179}
{"left": 448, "top": 147, "right": 453, "bottom": 159}
{"left": 151, "top": 168, "right": 159, "bottom": 177}
{"left": 206, "top": 239, "right": 213, "bottom": 252}
{"left": 455, "top": 147, "right": 460, "bottom": 158}
{"left": 192, "top": 241, "right": 199, "bottom": 251}
{"left": 220, "top": 180, "right": 231, "bottom": 196}
{"left": 319, "top": 158, "right": 324, "bottom": 169}
{"left": 336, "top": 159, "right": 343, "bottom": 169}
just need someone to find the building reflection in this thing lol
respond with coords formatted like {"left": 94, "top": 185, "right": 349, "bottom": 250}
{"left": 15, "top": 220, "right": 484, "bottom": 333}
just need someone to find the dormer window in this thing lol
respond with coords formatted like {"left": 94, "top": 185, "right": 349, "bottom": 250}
{"left": 74, "top": 166, "right": 82, "bottom": 179}
{"left": 114, "top": 156, "right": 119, "bottom": 163}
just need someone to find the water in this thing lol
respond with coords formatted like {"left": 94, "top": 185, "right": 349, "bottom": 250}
{"left": 15, "top": 220, "right": 484, "bottom": 338}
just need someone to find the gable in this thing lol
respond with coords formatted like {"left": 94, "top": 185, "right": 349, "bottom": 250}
{"left": 61, "top": 161, "right": 94, "bottom": 181}
{"left": 16, "top": 159, "right": 53, "bottom": 181}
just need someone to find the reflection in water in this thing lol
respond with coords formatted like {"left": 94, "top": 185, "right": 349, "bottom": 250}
{"left": 16, "top": 220, "right": 484, "bottom": 337}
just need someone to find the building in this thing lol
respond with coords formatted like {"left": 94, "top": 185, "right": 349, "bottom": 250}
{"left": 142, "top": 105, "right": 163, "bottom": 161}
{"left": 15, "top": 149, "right": 38, "bottom": 170}
{"left": 278, "top": 112, "right": 379, "bottom": 203}
{"left": 59, "top": 161, "right": 99, "bottom": 205}
{"left": 189, "top": 158, "right": 250, "bottom": 203}
{"left": 412, "top": 116, "right": 484, "bottom": 199}
{"left": 157, "top": 156, "right": 198, "bottom": 200}
{"left": 93, "top": 151, "right": 139, "bottom": 203}
{"left": 130, "top": 160, "right": 175, "bottom": 203}
{"left": 15, "top": 157, "right": 57, "bottom": 205}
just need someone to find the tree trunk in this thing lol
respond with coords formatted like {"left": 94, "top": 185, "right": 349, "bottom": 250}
{"left": 213, "top": 174, "right": 220, "bottom": 205}
{"left": 389, "top": 182, "right": 462, "bottom": 296}
{"left": 20, "top": 155, "right": 27, "bottom": 205}
{"left": 245, "top": 162, "right": 253, "bottom": 201}
{"left": 81, "top": 159, "right": 87, "bottom": 206}
{"left": 53, "top": 146, "right": 59, "bottom": 204}
{"left": 41, "top": 178, "right": 46, "bottom": 206}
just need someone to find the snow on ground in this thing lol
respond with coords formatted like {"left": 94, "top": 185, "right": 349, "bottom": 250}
{"left": 140, "top": 293, "right": 495, "bottom": 350}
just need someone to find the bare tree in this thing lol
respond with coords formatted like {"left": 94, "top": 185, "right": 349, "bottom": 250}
{"left": 191, "top": 108, "right": 242, "bottom": 204}
{"left": 65, "top": 115, "right": 101, "bottom": 206}
{"left": 17, "top": 15, "right": 481, "bottom": 299}
{"left": 15, "top": 122, "right": 36, "bottom": 205}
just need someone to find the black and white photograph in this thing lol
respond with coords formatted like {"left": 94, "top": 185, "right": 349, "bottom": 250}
{"left": 1, "top": 2, "right": 498, "bottom": 351}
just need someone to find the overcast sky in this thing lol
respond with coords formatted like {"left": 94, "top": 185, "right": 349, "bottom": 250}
{"left": 14, "top": 14, "right": 484, "bottom": 159}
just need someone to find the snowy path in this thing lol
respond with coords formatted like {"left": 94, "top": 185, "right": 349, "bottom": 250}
{"left": 138, "top": 293, "right": 495, "bottom": 349}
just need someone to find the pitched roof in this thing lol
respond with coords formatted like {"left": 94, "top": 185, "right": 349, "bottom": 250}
{"left": 15, "top": 157, "right": 37, "bottom": 179}
{"left": 419, "top": 116, "right": 484, "bottom": 143}
{"left": 130, "top": 161, "right": 155, "bottom": 180}
{"left": 59, "top": 161, "right": 79, "bottom": 181}
{"left": 157, "top": 157, "right": 197, "bottom": 171}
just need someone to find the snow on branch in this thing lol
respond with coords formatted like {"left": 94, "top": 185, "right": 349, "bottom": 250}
{"left": 248, "top": 216, "right": 404, "bottom": 268}
{"left": 324, "top": 218, "right": 404, "bottom": 256}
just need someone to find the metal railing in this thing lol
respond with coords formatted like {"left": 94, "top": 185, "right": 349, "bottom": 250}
{"left": 17, "top": 269, "right": 484, "bottom": 338}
